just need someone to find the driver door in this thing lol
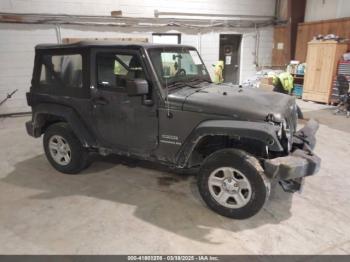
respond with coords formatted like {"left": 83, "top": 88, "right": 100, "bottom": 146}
{"left": 90, "top": 49, "right": 158, "bottom": 153}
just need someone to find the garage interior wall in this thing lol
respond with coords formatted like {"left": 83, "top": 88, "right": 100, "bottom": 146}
{"left": 293, "top": 0, "right": 350, "bottom": 62}
{"left": 304, "top": 0, "right": 350, "bottom": 22}
{"left": 0, "top": 0, "right": 275, "bottom": 115}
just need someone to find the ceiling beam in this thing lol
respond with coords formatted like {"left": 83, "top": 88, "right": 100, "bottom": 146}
{"left": 0, "top": 12, "right": 275, "bottom": 29}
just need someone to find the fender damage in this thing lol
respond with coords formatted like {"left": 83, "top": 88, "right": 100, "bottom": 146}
{"left": 264, "top": 119, "right": 321, "bottom": 192}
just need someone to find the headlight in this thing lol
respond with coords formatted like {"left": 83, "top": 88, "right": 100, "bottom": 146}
{"left": 267, "top": 114, "right": 292, "bottom": 150}
{"left": 272, "top": 118, "right": 292, "bottom": 151}
{"left": 267, "top": 113, "right": 284, "bottom": 139}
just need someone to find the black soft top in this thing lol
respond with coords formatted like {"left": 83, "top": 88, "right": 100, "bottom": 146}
{"left": 35, "top": 40, "right": 195, "bottom": 51}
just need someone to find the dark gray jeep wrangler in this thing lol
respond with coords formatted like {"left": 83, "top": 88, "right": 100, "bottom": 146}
{"left": 26, "top": 41, "right": 320, "bottom": 219}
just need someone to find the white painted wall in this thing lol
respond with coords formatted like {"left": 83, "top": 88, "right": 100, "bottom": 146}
{"left": 305, "top": 0, "right": 350, "bottom": 22}
{"left": 336, "top": 0, "right": 350, "bottom": 19}
{"left": 0, "top": 24, "right": 57, "bottom": 114}
{"left": 0, "top": 0, "right": 274, "bottom": 114}
{"left": 0, "top": 0, "right": 275, "bottom": 17}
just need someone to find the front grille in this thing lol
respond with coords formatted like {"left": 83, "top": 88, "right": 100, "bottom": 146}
{"left": 289, "top": 103, "right": 298, "bottom": 135}
{"left": 285, "top": 103, "right": 297, "bottom": 152}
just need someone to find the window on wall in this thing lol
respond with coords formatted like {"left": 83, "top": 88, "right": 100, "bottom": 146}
{"left": 39, "top": 54, "right": 83, "bottom": 88}
{"left": 152, "top": 33, "right": 181, "bottom": 44}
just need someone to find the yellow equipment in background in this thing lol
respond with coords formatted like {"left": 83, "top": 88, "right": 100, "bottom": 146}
{"left": 270, "top": 72, "right": 294, "bottom": 94}
{"left": 213, "top": 61, "right": 224, "bottom": 84}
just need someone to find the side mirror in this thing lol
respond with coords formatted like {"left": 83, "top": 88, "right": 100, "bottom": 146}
{"left": 126, "top": 79, "right": 149, "bottom": 96}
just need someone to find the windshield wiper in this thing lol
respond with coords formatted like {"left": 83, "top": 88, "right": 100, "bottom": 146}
{"left": 165, "top": 81, "right": 192, "bottom": 92}
{"left": 166, "top": 78, "right": 210, "bottom": 90}
{"left": 182, "top": 78, "right": 211, "bottom": 88}
{"left": 167, "top": 81, "right": 187, "bottom": 89}
{"left": 189, "top": 78, "right": 212, "bottom": 83}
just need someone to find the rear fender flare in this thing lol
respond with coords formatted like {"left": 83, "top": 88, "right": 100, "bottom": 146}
{"left": 32, "top": 103, "right": 96, "bottom": 147}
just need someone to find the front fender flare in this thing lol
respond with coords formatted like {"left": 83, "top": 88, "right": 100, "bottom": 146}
{"left": 175, "top": 120, "right": 283, "bottom": 167}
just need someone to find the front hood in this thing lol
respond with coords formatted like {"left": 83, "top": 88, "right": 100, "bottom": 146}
{"left": 168, "top": 83, "right": 297, "bottom": 122}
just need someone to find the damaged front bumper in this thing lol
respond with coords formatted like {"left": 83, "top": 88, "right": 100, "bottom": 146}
{"left": 264, "top": 119, "right": 321, "bottom": 192}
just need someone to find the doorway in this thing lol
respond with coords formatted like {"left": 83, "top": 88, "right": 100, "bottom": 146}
{"left": 219, "top": 34, "right": 242, "bottom": 84}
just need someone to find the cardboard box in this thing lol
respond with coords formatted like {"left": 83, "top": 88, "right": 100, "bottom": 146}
{"left": 259, "top": 83, "right": 275, "bottom": 92}
{"left": 260, "top": 77, "right": 273, "bottom": 85}
{"left": 259, "top": 77, "right": 274, "bottom": 91}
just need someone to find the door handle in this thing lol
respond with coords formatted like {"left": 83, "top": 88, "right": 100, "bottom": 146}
{"left": 92, "top": 97, "right": 108, "bottom": 106}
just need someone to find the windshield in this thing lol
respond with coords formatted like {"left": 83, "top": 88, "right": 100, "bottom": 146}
{"left": 147, "top": 47, "right": 210, "bottom": 87}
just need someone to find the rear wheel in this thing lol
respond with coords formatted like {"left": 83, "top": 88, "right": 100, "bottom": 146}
{"left": 197, "top": 149, "right": 270, "bottom": 219}
{"left": 43, "top": 122, "right": 89, "bottom": 174}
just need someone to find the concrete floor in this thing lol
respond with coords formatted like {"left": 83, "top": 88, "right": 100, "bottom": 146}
{"left": 0, "top": 100, "right": 349, "bottom": 254}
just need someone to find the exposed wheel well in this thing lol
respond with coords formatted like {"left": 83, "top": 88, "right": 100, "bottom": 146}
{"left": 187, "top": 135, "right": 268, "bottom": 168}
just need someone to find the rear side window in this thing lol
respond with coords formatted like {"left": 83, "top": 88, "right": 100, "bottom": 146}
{"left": 39, "top": 54, "right": 83, "bottom": 88}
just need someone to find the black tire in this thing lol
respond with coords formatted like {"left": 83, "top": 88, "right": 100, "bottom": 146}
{"left": 43, "top": 122, "right": 90, "bottom": 174}
{"left": 197, "top": 149, "right": 270, "bottom": 219}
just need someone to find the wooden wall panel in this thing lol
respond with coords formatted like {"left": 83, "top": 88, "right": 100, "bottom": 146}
{"left": 272, "top": 25, "right": 290, "bottom": 66}
{"left": 272, "top": 0, "right": 306, "bottom": 66}
{"left": 295, "top": 17, "right": 350, "bottom": 62}
{"left": 290, "top": 0, "right": 306, "bottom": 60}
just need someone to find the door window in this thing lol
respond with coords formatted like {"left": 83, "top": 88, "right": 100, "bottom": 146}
{"left": 96, "top": 53, "right": 145, "bottom": 89}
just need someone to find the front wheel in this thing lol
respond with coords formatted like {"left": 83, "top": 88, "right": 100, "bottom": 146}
{"left": 197, "top": 149, "right": 270, "bottom": 219}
